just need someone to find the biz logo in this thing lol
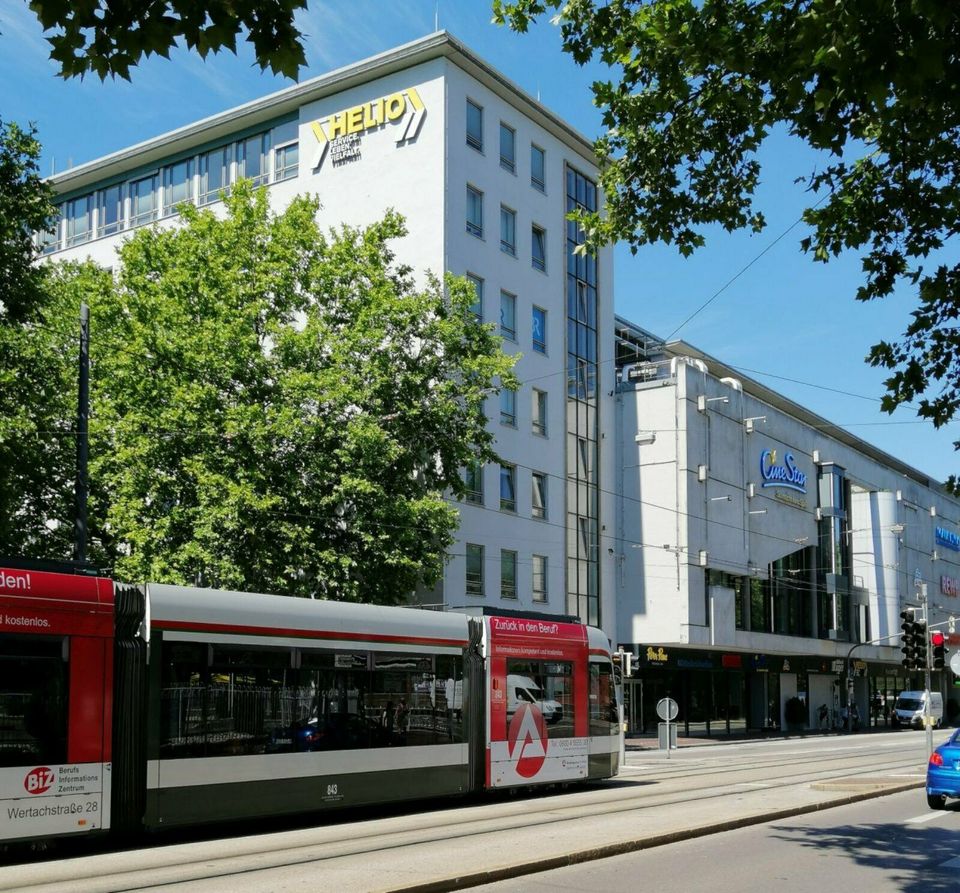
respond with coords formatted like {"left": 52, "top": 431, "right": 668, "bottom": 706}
{"left": 24, "top": 766, "right": 55, "bottom": 795}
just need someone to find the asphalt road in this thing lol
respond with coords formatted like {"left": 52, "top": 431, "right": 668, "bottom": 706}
{"left": 0, "top": 729, "right": 948, "bottom": 893}
{"left": 469, "top": 787, "right": 960, "bottom": 893}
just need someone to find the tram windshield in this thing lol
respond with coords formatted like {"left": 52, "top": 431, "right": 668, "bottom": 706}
{"left": 0, "top": 635, "right": 69, "bottom": 767}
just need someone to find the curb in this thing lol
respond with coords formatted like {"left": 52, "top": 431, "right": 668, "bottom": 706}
{"left": 386, "top": 780, "right": 923, "bottom": 893}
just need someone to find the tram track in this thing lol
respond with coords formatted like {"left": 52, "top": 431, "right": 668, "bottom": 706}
{"left": 0, "top": 740, "right": 930, "bottom": 893}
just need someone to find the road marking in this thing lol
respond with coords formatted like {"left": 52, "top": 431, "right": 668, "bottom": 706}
{"left": 888, "top": 773, "right": 926, "bottom": 778}
{"left": 905, "top": 812, "right": 943, "bottom": 824}
{"left": 733, "top": 782, "right": 772, "bottom": 788}
{"left": 940, "top": 856, "right": 960, "bottom": 868}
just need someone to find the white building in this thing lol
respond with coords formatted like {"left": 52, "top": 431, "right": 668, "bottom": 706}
{"left": 614, "top": 319, "right": 960, "bottom": 735}
{"left": 40, "top": 33, "right": 616, "bottom": 631}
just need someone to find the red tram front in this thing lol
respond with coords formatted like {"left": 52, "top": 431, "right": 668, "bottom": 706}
{"left": 0, "top": 565, "right": 115, "bottom": 843}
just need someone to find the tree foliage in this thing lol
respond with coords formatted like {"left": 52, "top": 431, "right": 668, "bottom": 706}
{"left": 27, "top": 0, "right": 308, "bottom": 81}
{"left": 494, "top": 1, "right": 960, "bottom": 480}
{"left": 0, "top": 119, "right": 74, "bottom": 560}
{"left": 70, "top": 183, "right": 514, "bottom": 603}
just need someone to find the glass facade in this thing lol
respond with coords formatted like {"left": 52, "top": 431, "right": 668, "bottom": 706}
{"left": 565, "top": 166, "right": 600, "bottom": 626}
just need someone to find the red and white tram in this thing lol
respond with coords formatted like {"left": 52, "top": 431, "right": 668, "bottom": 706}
{"left": 0, "top": 563, "right": 621, "bottom": 844}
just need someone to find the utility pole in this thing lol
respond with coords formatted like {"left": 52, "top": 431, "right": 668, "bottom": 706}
{"left": 73, "top": 303, "right": 89, "bottom": 564}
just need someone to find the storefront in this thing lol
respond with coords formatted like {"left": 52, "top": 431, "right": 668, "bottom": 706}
{"left": 623, "top": 646, "right": 908, "bottom": 737}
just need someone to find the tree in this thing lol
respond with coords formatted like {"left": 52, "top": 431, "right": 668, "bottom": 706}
{"left": 0, "top": 119, "right": 55, "bottom": 323}
{"left": 0, "top": 119, "right": 76, "bottom": 560}
{"left": 27, "top": 0, "right": 308, "bottom": 81}
{"left": 79, "top": 182, "right": 514, "bottom": 603}
{"left": 494, "top": 1, "right": 960, "bottom": 481}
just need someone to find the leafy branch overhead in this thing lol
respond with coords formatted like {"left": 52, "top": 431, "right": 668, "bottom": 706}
{"left": 494, "top": 1, "right": 960, "bottom": 479}
{"left": 28, "top": 0, "right": 308, "bottom": 80}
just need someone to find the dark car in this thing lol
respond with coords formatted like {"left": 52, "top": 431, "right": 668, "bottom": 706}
{"left": 926, "top": 728, "right": 960, "bottom": 809}
{"left": 268, "top": 713, "right": 373, "bottom": 753}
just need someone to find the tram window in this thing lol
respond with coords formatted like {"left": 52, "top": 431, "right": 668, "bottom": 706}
{"left": 589, "top": 661, "right": 619, "bottom": 735}
{"left": 0, "top": 635, "right": 69, "bottom": 767}
{"left": 160, "top": 643, "right": 465, "bottom": 757}
{"left": 506, "top": 659, "right": 574, "bottom": 739}
{"left": 160, "top": 641, "right": 308, "bottom": 759}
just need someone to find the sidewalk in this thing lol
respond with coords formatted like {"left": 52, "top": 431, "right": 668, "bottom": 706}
{"left": 625, "top": 723, "right": 911, "bottom": 751}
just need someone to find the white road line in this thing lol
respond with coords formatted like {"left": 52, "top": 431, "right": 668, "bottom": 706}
{"left": 733, "top": 782, "right": 772, "bottom": 788}
{"left": 905, "top": 812, "right": 944, "bottom": 824}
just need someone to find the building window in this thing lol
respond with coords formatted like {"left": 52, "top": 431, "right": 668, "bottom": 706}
{"left": 501, "top": 550, "right": 518, "bottom": 599}
{"left": 200, "top": 146, "right": 232, "bottom": 205}
{"left": 239, "top": 132, "right": 271, "bottom": 186}
{"left": 500, "top": 290, "right": 516, "bottom": 341}
{"left": 499, "top": 122, "right": 516, "bottom": 172}
{"left": 97, "top": 184, "right": 123, "bottom": 237}
{"left": 38, "top": 208, "right": 61, "bottom": 254}
{"left": 466, "top": 185, "right": 483, "bottom": 238}
{"left": 129, "top": 174, "right": 158, "bottom": 227}
{"left": 500, "top": 388, "right": 517, "bottom": 427}
{"left": 500, "top": 464, "right": 517, "bottom": 513}
{"left": 464, "top": 462, "right": 483, "bottom": 505}
{"left": 466, "top": 544, "right": 484, "bottom": 596}
{"left": 274, "top": 142, "right": 299, "bottom": 181}
{"left": 162, "top": 158, "right": 194, "bottom": 216}
{"left": 532, "top": 224, "right": 546, "bottom": 272}
{"left": 532, "top": 388, "right": 547, "bottom": 436}
{"left": 500, "top": 205, "right": 516, "bottom": 256}
{"left": 64, "top": 195, "right": 93, "bottom": 247}
{"left": 466, "top": 100, "right": 483, "bottom": 151}
{"left": 532, "top": 555, "right": 548, "bottom": 602}
{"left": 466, "top": 273, "right": 483, "bottom": 321}
{"left": 532, "top": 306, "right": 547, "bottom": 354}
{"left": 532, "top": 472, "right": 547, "bottom": 519}
{"left": 531, "top": 144, "right": 545, "bottom": 191}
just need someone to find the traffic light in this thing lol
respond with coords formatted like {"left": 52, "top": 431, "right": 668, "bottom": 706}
{"left": 900, "top": 611, "right": 930, "bottom": 670}
{"left": 901, "top": 610, "right": 917, "bottom": 669}
{"left": 932, "top": 631, "right": 947, "bottom": 670}
{"left": 612, "top": 650, "right": 633, "bottom": 680}
{"left": 915, "top": 621, "right": 928, "bottom": 668}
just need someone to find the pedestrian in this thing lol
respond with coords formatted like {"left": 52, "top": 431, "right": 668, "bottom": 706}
{"left": 818, "top": 703, "right": 828, "bottom": 730}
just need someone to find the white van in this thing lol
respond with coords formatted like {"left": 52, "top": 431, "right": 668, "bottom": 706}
{"left": 506, "top": 674, "right": 563, "bottom": 724}
{"left": 892, "top": 690, "right": 944, "bottom": 729}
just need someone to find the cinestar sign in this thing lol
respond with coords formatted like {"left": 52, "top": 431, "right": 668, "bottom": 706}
{"left": 759, "top": 449, "right": 807, "bottom": 494}
{"left": 309, "top": 87, "right": 426, "bottom": 171}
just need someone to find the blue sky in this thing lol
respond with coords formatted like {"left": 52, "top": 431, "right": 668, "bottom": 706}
{"left": 1, "top": 1, "right": 955, "bottom": 484}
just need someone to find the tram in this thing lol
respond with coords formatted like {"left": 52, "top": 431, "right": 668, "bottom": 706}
{"left": 0, "top": 563, "right": 621, "bottom": 844}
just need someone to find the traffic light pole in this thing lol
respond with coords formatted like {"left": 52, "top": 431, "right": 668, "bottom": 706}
{"left": 845, "top": 630, "right": 904, "bottom": 734}
{"left": 921, "top": 596, "right": 935, "bottom": 758}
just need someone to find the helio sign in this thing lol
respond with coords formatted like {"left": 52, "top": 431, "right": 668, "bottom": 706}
{"left": 310, "top": 87, "right": 426, "bottom": 171}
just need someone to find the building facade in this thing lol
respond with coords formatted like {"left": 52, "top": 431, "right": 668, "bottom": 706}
{"left": 614, "top": 320, "right": 960, "bottom": 736}
{"left": 39, "top": 33, "right": 617, "bottom": 630}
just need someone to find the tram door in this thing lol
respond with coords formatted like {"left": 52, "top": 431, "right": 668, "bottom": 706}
{"left": 0, "top": 568, "right": 114, "bottom": 843}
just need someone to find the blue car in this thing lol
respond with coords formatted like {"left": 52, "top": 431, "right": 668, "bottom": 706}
{"left": 926, "top": 728, "right": 960, "bottom": 809}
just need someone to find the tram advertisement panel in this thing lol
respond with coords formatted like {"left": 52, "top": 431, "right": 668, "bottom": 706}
{"left": 0, "top": 763, "right": 110, "bottom": 841}
{"left": 486, "top": 616, "right": 589, "bottom": 788}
